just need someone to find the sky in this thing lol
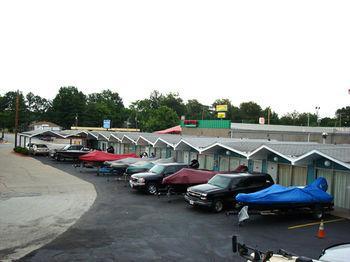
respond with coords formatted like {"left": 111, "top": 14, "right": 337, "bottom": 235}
{"left": 1, "top": 0, "right": 350, "bottom": 118}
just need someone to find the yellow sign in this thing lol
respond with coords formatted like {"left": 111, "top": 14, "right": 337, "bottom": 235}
{"left": 217, "top": 112, "right": 226, "bottom": 118}
{"left": 216, "top": 105, "right": 228, "bottom": 112}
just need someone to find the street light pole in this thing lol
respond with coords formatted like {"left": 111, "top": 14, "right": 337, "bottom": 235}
{"left": 315, "top": 106, "right": 320, "bottom": 126}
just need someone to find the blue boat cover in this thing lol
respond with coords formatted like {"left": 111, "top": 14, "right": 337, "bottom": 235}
{"left": 236, "top": 177, "right": 333, "bottom": 204}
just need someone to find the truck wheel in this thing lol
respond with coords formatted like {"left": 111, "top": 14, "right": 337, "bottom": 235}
{"left": 212, "top": 199, "right": 224, "bottom": 213}
{"left": 147, "top": 183, "right": 158, "bottom": 195}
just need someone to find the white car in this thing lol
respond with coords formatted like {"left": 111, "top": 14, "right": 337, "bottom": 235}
{"left": 28, "top": 143, "right": 50, "bottom": 156}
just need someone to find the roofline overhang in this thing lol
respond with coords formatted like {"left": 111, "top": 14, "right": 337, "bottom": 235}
{"left": 174, "top": 139, "right": 200, "bottom": 152}
{"left": 292, "top": 149, "right": 350, "bottom": 169}
{"left": 121, "top": 135, "right": 137, "bottom": 144}
{"left": 199, "top": 142, "right": 247, "bottom": 157}
{"left": 153, "top": 138, "right": 176, "bottom": 149}
{"left": 248, "top": 145, "right": 293, "bottom": 163}
{"left": 136, "top": 136, "right": 155, "bottom": 146}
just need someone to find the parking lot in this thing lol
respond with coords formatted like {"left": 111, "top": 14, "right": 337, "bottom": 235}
{"left": 13, "top": 156, "right": 349, "bottom": 262}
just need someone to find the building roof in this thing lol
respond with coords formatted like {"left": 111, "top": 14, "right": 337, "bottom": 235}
{"left": 231, "top": 123, "right": 350, "bottom": 134}
{"left": 28, "top": 121, "right": 60, "bottom": 127}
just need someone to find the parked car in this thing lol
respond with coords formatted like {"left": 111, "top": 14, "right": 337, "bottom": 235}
{"left": 185, "top": 173, "right": 274, "bottom": 212}
{"left": 28, "top": 143, "right": 50, "bottom": 156}
{"left": 50, "top": 144, "right": 90, "bottom": 161}
{"left": 129, "top": 163, "right": 188, "bottom": 194}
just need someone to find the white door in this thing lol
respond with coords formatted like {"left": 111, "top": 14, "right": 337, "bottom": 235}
{"left": 198, "top": 154, "right": 206, "bottom": 169}
{"left": 229, "top": 157, "right": 240, "bottom": 171}
{"left": 253, "top": 160, "right": 262, "bottom": 172}
{"left": 176, "top": 151, "right": 184, "bottom": 162}
{"left": 205, "top": 155, "right": 214, "bottom": 170}
{"left": 190, "top": 152, "right": 198, "bottom": 161}
{"left": 291, "top": 166, "right": 307, "bottom": 186}
{"left": 219, "top": 156, "right": 229, "bottom": 171}
{"left": 334, "top": 171, "right": 350, "bottom": 209}
{"left": 183, "top": 151, "right": 190, "bottom": 164}
{"left": 278, "top": 164, "right": 292, "bottom": 186}
{"left": 267, "top": 161, "right": 278, "bottom": 183}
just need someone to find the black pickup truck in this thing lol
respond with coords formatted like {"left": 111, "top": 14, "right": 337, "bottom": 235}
{"left": 129, "top": 163, "right": 188, "bottom": 194}
{"left": 185, "top": 173, "right": 274, "bottom": 212}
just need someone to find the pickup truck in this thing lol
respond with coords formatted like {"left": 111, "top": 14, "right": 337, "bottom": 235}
{"left": 185, "top": 173, "right": 274, "bottom": 212}
{"left": 50, "top": 144, "right": 90, "bottom": 161}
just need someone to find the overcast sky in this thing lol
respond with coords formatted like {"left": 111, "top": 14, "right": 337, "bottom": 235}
{"left": 1, "top": 0, "right": 350, "bottom": 118}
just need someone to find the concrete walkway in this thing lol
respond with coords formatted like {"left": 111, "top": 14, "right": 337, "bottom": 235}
{"left": 0, "top": 145, "right": 97, "bottom": 261}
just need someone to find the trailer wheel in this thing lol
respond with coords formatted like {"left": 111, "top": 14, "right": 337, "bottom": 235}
{"left": 313, "top": 209, "right": 324, "bottom": 219}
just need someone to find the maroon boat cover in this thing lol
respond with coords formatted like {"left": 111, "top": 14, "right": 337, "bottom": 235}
{"left": 162, "top": 168, "right": 218, "bottom": 185}
{"left": 79, "top": 151, "right": 137, "bottom": 162}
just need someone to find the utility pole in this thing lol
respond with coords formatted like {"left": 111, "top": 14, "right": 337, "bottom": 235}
{"left": 14, "top": 90, "right": 19, "bottom": 148}
{"left": 267, "top": 108, "right": 271, "bottom": 125}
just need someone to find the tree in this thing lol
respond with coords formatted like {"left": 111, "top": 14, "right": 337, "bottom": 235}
{"left": 25, "top": 92, "right": 51, "bottom": 125}
{"left": 49, "top": 86, "right": 86, "bottom": 129}
{"left": 263, "top": 107, "right": 280, "bottom": 124}
{"left": 85, "top": 90, "right": 126, "bottom": 127}
{"left": 160, "top": 92, "right": 186, "bottom": 117}
{"left": 143, "top": 106, "right": 179, "bottom": 132}
{"left": 336, "top": 106, "right": 350, "bottom": 127}
{"left": 239, "top": 101, "right": 262, "bottom": 124}
{"left": 0, "top": 91, "right": 26, "bottom": 131}
{"left": 185, "top": 99, "right": 213, "bottom": 120}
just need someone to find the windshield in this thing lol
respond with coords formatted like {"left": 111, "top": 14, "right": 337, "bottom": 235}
{"left": 208, "top": 175, "right": 232, "bottom": 188}
{"left": 36, "top": 144, "right": 48, "bottom": 148}
{"left": 149, "top": 165, "right": 166, "bottom": 175}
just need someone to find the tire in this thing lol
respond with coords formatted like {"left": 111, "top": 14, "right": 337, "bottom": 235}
{"left": 212, "top": 199, "right": 224, "bottom": 213}
{"left": 147, "top": 183, "right": 158, "bottom": 195}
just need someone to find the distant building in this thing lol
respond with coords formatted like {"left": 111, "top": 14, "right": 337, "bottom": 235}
{"left": 28, "top": 121, "right": 61, "bottom": 131}
{"left": 180, "top": 120, "right": 350, "bottom": 144}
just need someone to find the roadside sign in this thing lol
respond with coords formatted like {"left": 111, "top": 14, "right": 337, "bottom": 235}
{"left": 103, "top": 119, "right": 111, "bottom": 129}
{"left": 217, "top": 112, "right": 226, "bottom": 118}
{"left": 216, "top": 105, "right": 228, "bottom": 112}
{"left": 259, "top": 117, "right": 265, "bottom": 125}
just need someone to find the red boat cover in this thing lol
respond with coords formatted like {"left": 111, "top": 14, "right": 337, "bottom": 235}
{"left": 162, "top": 168, "right": 218, "bottom": 185}
{"left": 154, "top": 125, "right": 182, "bottom": 134}
{"left": 79, "top": 151, "right": 137, "bottom": 162}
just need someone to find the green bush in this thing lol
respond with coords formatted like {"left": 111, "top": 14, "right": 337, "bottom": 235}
{"left": 13, "top": 146, "right": 29, "bottom": 155}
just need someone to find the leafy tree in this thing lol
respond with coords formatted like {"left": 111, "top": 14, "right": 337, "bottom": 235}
{"left": 143, "top": 106, "right": 179, "bottom": 132}
{"left": 336, "top": 106, "right": 350, "bottom": 127}
{"left": 49, "top": 86, "right": 86, "bottom": 129}
{"left": 25, "top": 92, "right": 51, "bottom": 124}
{"left": 239, "top": 101, "right": 262, "bottom": 124}
{"left": 160, "top": 92, "right": 186, "bottom": 117}
{"left": 85, "top": 90, "right": 126, "bottom": 127}
{"left": 262, "top": 107, "right": 280, "bottom": 124}
{"left": 185, "top": 99, "right": 213, "bottom": 120}
{"left": 0, "top": 91, "right": 26, "bottom": 131}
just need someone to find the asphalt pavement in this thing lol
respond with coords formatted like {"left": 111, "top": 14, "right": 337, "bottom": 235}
{"left": 18, "top": 157, "right": 350, "bottom": 262}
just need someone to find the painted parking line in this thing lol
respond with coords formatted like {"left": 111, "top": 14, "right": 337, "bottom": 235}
{"left": 288, "top": 218, "right": 346, "bottom": 230}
